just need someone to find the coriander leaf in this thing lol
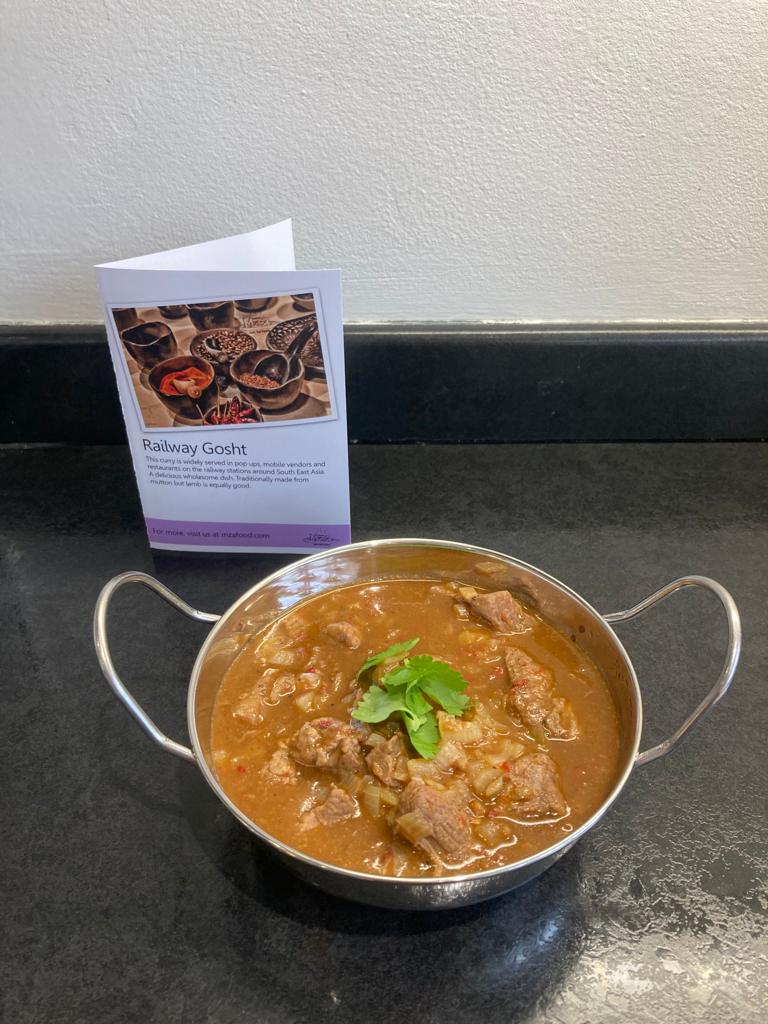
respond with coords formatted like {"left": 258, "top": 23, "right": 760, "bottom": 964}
{"left": 407, "top": 656, "right": 471, "bottom": 716}
{"left": 351, "top": 686, "right": 408, "bottom": 724}
{"left": 379, "top": 664, "right": 415, "bottom": 691}
{"left": 405, "top": 710, "right": 440, "bottom": 759}
{"left": 354, "top": 650, "right": 471, "bottom": 758}
{"left": 407, "top": 656, "right": 469, "bottom": 692}
{"left": 404, "top": 686, "right": 432, "bottom": 721}
{"left": 420, "top": 678, "right": 471, "bottom": 716}
{"left": 356, "top": 637, "right": 420, "bottom": 679}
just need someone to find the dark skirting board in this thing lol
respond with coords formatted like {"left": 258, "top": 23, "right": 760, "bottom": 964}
{"left": 2, "top": 323, "right": 767, "bottom": 443}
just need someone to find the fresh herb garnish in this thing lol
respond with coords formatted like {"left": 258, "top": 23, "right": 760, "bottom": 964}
{"left": 355, "top": 637, "right": 421, "bottom": 680}
{"left": 352, "top": 640, "right": 470, "bottom": 758}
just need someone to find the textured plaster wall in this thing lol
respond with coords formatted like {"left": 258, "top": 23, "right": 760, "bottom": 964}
{"left": 1, "top": 0, "right": 766, "bottom": 324}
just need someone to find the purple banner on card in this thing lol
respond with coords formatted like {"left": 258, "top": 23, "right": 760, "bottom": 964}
{"left": 145, "top": 518, "right": 351, "bottom": 549}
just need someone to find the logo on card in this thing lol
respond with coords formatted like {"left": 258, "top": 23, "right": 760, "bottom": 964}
{"left": 303, "top": 531, "right": 336, "bottom": 547}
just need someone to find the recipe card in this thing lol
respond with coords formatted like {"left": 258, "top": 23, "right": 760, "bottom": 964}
{"left": 96, "top": 221, "right": 351, "bottom": 553}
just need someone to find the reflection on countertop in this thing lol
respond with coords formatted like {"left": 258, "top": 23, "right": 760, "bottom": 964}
{"left": 1, "top": 441, "right": 766, "bottom": 1024}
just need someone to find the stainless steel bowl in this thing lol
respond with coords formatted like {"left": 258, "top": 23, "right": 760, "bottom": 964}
{"left": 94, "top": 539, "right": 740, "bottom": 910}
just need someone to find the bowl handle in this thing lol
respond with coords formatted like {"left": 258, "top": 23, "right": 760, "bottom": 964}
{"left": 93, "top": 571, "right": 220, "bottom": 763}
{"left": 604, "top": 576, "right": 741, "bottom": 767}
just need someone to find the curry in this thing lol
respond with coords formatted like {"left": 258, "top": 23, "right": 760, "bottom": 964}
{"left": 211, "top": 579, "right": 621, "bottom": 877}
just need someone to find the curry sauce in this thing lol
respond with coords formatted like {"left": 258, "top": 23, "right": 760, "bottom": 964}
{"left": 211, "top": 580, "right": 621, "bottom": 876}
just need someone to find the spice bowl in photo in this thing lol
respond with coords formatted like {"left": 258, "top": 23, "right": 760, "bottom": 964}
{"left": 266, "top": 314, "right": 325, "bottom": 380}
{"left": 158, "top": 304, "right": 189, "bottom": 320}
{"left": 121, "top": 320, "right": 178, "bottom": 370}
{"left": 189, "top": 328, "right": 260, "bottom": 379}
{"left": 235, "top": 296, "right": 274, "bottom": 314}
{"left": 231, "top": 350, "right": 305, "bottom": 411}
{"left": 148, "top": 355, "right": 217, "bottom": 422}
{"left": 113, "top": 307, "right": 141, "bottom": 333}
{"left": 291, "top": 293, "right": 315, "bottom": 313}
{"left": 203, "top": 395, "right": 264, "bottom": 426}
{"left": 187, "top": 301, "right": 236, "bottom": 332}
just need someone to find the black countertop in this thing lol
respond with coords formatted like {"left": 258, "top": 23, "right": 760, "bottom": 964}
{"left": 2, "top": 442, "right": 766, "bottom": 1023}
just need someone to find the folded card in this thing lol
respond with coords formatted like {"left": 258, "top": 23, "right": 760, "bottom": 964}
{"left": 96, "top": 220, "right": 351, "bottom": 553}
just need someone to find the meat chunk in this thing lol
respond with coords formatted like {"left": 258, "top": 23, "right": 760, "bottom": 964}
{"left": 474, "top": 561, "right": 510, "bottom": 578}
{"left": 289, "top": 717, "right": 364, "bottom": 772}
{"left": 504, "top": 647, "right": 545, "bottom": 681}
{"left": 504, "top": 648, "right": 579, "bottom": 740}
{"left": 323, "top": 621, "right": 363, "bottom": 650}
{"left": 265, "top": 744, "right": 297, "bottom": 783}
{"left": 469, "top": 591, "right": 529, "bottom": 632}
{"left": 505, "top": 752, "right": 567, "bottom": 818}
{"left": 301, "top": 786, "right": 358, "bottom": 829}
{"left": 366, "top": 733, "right": 409, "bottom": 787}
{"left": 395, "top": 781, "right": 472, "bottom": 860}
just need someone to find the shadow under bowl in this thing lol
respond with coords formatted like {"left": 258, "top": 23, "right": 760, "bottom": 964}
{"left": 231, "top": 350, "right": 306, "bottom": 410}
{"left": 147, "top": 355, "right": 217, "bottom": 421}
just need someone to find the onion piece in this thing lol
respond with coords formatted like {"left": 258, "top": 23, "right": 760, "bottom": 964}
{"left": 485, "top": 739, "right": 526, "bottom": 767}
{"left": 293, "top": 692, "right": 314, "bottom": 713}
{"left": 437, "top": 712, "right": 483, "bottom": 746}
{"left": 269, "top": 673, "right": 296, "bottom": 703}
{"left": 434, "top": 739, "right": 467, "bottom": 772}
{"left": 467, "top": 762, "right": 504, "bottom": 798}
{"left": 269, "top": 649, "right": 299, "bottom": 668}
{"left": 458, "top": 629, "right": 486, "bottom": 646}
{"left": 338, "top": 770, "right": 364, "bottom": 796}
{"left": 362, "top": 783, "right": 398, "bottom": 815}
{"left": 298, "top": 672, "right": 321, "bottom": 690}
{"left": 396, "top": 811, "right": 433, "bottom": 844}
{"left": 407, "top": 759, "right": 441, "bottom": 783}
{"left": 362, "top": 784, "right": 381, "bottom": 816}
{"left": 380, "top": 788, "right": 398, "bottom": 808}
{"left": 474, "top": 820, "right": 504, "bottom": 845}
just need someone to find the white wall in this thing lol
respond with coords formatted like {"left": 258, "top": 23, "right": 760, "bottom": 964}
{"left": 2, "top": 0, "right": 766, "bottom": 324}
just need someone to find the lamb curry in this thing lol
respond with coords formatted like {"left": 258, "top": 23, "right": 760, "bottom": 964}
{"left": 211, "top": 579, "right": 621, "bottom": 876}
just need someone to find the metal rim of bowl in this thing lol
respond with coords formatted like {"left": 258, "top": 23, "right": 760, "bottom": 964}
{"left": 185, "top": 537, "right": 643, "bottom": 889}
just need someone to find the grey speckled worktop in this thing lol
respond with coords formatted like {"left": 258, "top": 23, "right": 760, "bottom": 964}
{"left": 2, "top": 442, "right": 766, "bottom": 1023}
